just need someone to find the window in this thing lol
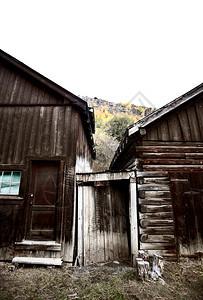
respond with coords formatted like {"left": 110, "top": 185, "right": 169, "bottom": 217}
{"left": 0, "top": 171, "right": 21, "bottom": 195}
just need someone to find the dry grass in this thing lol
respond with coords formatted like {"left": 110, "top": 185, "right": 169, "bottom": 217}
{"left": 0, "top": 260, "right": 202, "bottom": 299}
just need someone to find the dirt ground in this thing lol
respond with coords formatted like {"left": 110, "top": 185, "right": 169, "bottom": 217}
{"left": 0, "top": 260, "right": 202, "bottom": 299}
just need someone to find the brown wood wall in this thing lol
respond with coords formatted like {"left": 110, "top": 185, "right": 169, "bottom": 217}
{"left": 136, "top": 98, "right": 203, "bottom": 258}
{"left": 0, "top": 59, "right": 92, "bottom": 259}
{"left": 0, "top": 60, "right": 64, "bottom": 105}
{"left": 145, "top": 98, "right": 203, "bottom": 142}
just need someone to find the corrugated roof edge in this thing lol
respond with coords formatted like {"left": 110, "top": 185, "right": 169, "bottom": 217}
{"left": 0, "top": 49, "right": 96, "bottom": 158}
{"left": 110, "top": 82, "right": 203, "bottom": 169}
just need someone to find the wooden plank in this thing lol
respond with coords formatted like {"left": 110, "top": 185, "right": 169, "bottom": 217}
{"left": 140, "top": 205, "right": 173, "bottom": 213}
{"left": 139, "top": 158, "right": 203, "bottom": 165}
{"left": 139, "top": 212, "right": 173, "bottom": 220}
{"left": 138, "top": 178, "right": 170, "bottom": 185}
{"left": 95, "top": 186, "right": 105, "bottom": 263}
{"left": 177, "top": 109, "right": 191, "bottom": 140}
{"left": 138, "top": 184, "right": 170, "bottom": 191}
{"left": 157, "top": 120, "right": 170, "bottom": 140}
{"left": 83, "top": 186, "right": 90, "bottom": 265}
{"left": 77, "top": 171, "right": 135, "bottom": 183}
{"left": 139, "top": 226, "right": 174, "bottom": 235}
{"left": 187, "top": 105, "right": 202, "bottom": 141}
{"left": 136, "top": 171, "right": 168, "bottom": 177}
{"left": 136, "top": 145, "right": 203, "bottom": 152}
{"left": 195, "top": 99, "right": 203, "bottom": 140}
{"left": 77, "top": 185, "right": 84, "bottom": 266}
{"left": 146, "top": 249, "right": 177, "bottom": 258}
{"left": 12, "top": 257, "right": 62, "bottom": 266}
{"left": 140, "top": 218, "right": 174, "bottom": 228}
{"left": 168, "top": 114, "right": 183, "bottom": 141}
{"left": 130, "top": 180, "right": 139, "bottom": 262}
{"left": 186, "top": 153, "right": 203, "bottom": 159}
{"left": 147, "top": 126, "right": 158, "bottom": 140}
{"left": 139, "top": 191, "right": 171, "bottom": 199}
{"left": 108, "top": 189, "right": 114, "bottom": 261}
{"left": 137, "top": 152, "right": 186, "bottom": 159}
{"left": 89, "top": 186, "right": 97, "bottom": 264}
{"left": 140, "top": 242, "right": 176, "bottom": 250}
{"left": 139, "top": 198, "right": 172, "bottom": 205}
{"left": 140, "top": 234, "right": 175, "bottom": 243}
{"left": 143, "top": 165, "right": 203, "bottom": 171}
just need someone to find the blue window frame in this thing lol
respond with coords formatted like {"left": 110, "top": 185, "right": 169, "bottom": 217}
{"left": 0, "top": 171, "right": 21, "bottom": 195}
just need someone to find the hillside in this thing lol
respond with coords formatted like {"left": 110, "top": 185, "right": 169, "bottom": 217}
{"left": 81, "top": 96, "right": 155, "bottom": 171}
{"left": 82, "top": 96, "right": 154, "bottom": 119}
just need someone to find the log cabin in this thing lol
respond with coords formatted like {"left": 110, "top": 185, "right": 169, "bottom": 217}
{"left": 0, "top": 50, "right": 95, "bottom": 265}
{"left": 110, "top": 83, "right": 203, "bottom": 261}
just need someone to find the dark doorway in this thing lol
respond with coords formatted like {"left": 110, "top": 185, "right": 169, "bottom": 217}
{"left": 26, "top": 161, "right": 60, "bottom": 241}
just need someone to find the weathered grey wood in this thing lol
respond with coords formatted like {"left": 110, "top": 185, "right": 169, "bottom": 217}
{"left": 12, "top": 257, "right": 62, "bottom": 266}
{"left": 177, "top": 109, "right": 191, "bottom": 140}
{"left": 140, "top": 205, "right": 173, "bottom": 213}
{"left": 139, "top": 212, "right": 174, "bottom": 219}
{"left": 147, "top": 249, "right": 177, "bottom": 259}
{"left": 140, "top": 234, "right": 175, "bottom": 243}
{"left": 136, "top": 145, "right": 203, "bottom": 152}
{"left": 139, "top": 198, "right": 172, "bottom": 205}
{"left": 139, "top": 191, "right": 171, "bottom": 199}
{"left": 140, "top": 219, "right": 174, "bottom": 228}
{"left": 143, "top": 164, "right": 203, "bottom": 170}
{"left": 136, "top": 171, "right": 169, "bottom": 177}
{"left": 15, "top": 240, "right": 61, "bottom": 251}
{"left": 138, "top": 177, "right": 169, "bottom": 184}
{"left": 130, "top": 179, "right": 139, "bottom": 265}
{"left": 140, "top": 158, "right": 203, "bottom": 165}
{"left": 157, "top": 120, "right": 170, "bottom": 140}
{"left": 139, "top": 226, "right": 174, "bottom": 235}
{"left": 77, "top": 185, "right": 84, "bottom": 266}
{"left": 138, "top": 152, "right": 186, "bottom": 158}
{"left": 77, "top": 171, "right": 135, "bottom": 183}
{"left": 140, "top": 242, "right": 176, "bottom": 250}
{"left": 138, "top": 184, "right": 170, "bottom": 191}
{"left": 187, "top": 105, "right": 202, "bottom": 141}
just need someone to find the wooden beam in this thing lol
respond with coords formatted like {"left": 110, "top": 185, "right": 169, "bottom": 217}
{"left": 77, "top": 171, "right": 135, "bottom": 183}
{"left": 129, "top": 178, "right": 138, "bottom": 265}
{"left": 77, "top": 185, "right": 84, "bottom": 266}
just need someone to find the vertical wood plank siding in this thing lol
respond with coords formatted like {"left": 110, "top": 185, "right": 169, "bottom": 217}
{"left": 0, "top": 58, "right": 93, "bottom": 261}
{"left": 146, "top": 98, "right": 203, "bottom": 142}
{"left": 0, "top": 106, "right": 75, "bottom": 164}
{"left": 82, "top": 181, "right": 130, "bottom": 265}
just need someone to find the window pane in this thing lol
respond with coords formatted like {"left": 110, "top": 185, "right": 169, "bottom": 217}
{"left": 1, "top": 183, "right": 10, "bottom": 194}
{"left": 2, "top": 171, "right": 11, "bottom": 183}
{"left": 12, "top": 172, "right": 21, "bottom": 183}
{"left": 0, "top": 171, "right": 21, "bottom": 195}
{"left": 10, "top": 183, "right": 20, "bottom": 195}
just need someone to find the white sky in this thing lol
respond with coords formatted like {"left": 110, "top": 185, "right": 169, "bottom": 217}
{"left": 0, "top": 0, "right": 202, "bottom": 108}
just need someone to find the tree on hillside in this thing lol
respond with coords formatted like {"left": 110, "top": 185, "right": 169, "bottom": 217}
{"left": 105, "top": 115, "right": 134, "bottom": 142}
{"left": 93, "top": 128, "right": 119, "bottom": 171}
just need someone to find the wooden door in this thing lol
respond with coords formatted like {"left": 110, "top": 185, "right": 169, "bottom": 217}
{"left": 27, "top": 161, "right": 60, "bottom": 241}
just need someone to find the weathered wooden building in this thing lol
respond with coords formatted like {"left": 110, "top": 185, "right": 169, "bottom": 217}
{"left": 1, "top": 49, "right": 202, "bottom": 266}
{"left": 110, "top": 84, "right": 203, "bottom": 261}
{"left": 75, "top": 85, "right": 202, "bottom": 266}
{"left": 0, "top": 50, "right": 95, "bottom": 264}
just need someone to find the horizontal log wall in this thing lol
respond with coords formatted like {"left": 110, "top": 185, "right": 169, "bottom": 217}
{"left": 136, "top": 142, "right": 203, "bottom": 171}
{"left": 137, "top": 171, "right": 177, "bottom": 260}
